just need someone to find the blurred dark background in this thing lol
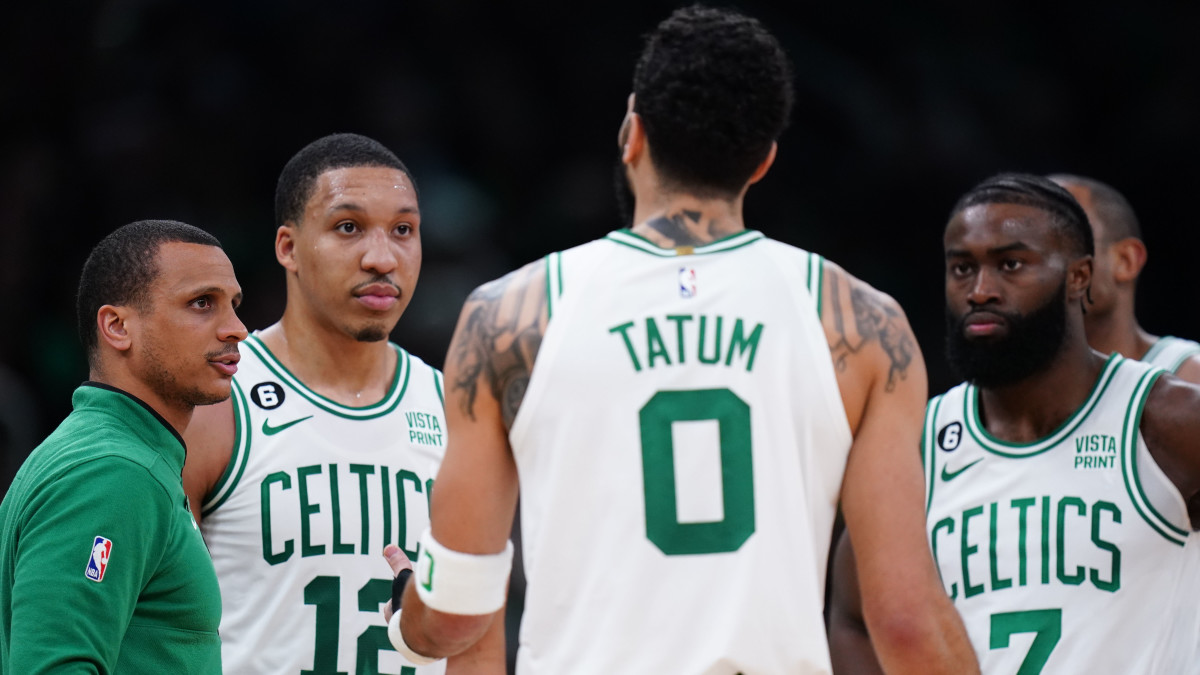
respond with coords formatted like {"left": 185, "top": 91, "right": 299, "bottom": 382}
{"left": 3, "top": 2, "right": 1199, "bottom": 502}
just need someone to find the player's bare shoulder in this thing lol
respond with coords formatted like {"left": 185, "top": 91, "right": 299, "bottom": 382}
{"left": 1140, "top": 373, "right": 1200, "bottom": 521}
{"left": 1171, "top": 355, "right": 1200, "bottom": 386}
{"left": 819, "top": 260, "right": 919, "bottom": 392}
{"left": 446, "top": 259, "right": 549, "bottom": 430}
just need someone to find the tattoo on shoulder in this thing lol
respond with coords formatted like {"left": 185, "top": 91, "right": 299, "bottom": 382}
{"left": 449, "top": 264, "right": 546, "bottom": 428}
{"left": 826, "top": 272, "right": 915, "bottom": 392}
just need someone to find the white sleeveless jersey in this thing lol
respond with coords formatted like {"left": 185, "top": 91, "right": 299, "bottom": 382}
{"left": 923, "top": 354, "right": 1200, "bottom": 674}
{"left": 508, "top": 230, "right": 852, "bottom": 675}
{"left": 1141, "top": 335, "right": 1200, "bottom": 373}
{"left": 201, "top": 333, "right": 447, "bottom": 674}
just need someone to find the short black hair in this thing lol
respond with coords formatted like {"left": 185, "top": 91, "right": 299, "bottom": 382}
{"left": 77, "top": 220, "right": 222, "bottom": 364}
{"left": 1046, "top": 174, "right": 1142, "bottom": 242}
{"left": 275, "top": 133, "right": 415, "bottom": 228}
{"left": 951, "top": 172, "right": 1094, "bottom": 258}
{"left": 632, "top": 5, "right": 793, "bottom": 198}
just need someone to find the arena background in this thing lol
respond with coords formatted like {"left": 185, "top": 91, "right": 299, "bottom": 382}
{"left": 2, "top": 2, "right": 1198, "bottom": 661}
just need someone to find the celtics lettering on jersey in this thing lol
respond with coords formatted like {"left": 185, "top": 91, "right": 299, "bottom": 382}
{"left": 930, "top": 493, "right": 1122, "bottom": 600}
{"left": 260, "top": 462, "right": 435, "bottom": 565}
{"left": 608, "top": 314, "right": 765, "bottom": 372}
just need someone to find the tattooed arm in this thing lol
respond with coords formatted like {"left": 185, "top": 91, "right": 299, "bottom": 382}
{"left": 395, "top": 260, "right": 547, "bottom": 666}
{"left": 821, "top": 262, "right": 978, "bottom": 675}
{"left": 450, "top": 262, "right": 548, "bottom": 429}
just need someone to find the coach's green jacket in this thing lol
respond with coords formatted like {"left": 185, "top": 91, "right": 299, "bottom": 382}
{"left": 0, "top": 383, "right": 221, "bottom": 674}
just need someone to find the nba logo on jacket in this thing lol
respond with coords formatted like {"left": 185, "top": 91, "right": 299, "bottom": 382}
{"left": 85, "top": 536, "right": 112, "bottom": 582}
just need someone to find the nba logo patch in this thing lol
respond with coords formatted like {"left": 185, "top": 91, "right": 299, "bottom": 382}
{"left": 678, "top": 267, "right": 697, "bottom": 298}
{"left": 85, "top": 536, "right": 112, "bottom": 582}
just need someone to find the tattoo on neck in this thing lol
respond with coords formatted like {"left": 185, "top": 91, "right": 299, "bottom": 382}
{"left": 642, "top": 210, "right": 714, "bottom": 247}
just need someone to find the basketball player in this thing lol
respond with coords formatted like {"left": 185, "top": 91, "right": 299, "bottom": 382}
{"left": 1048, "top": 174, "right": 1200, "bottom": 381}
{"left": 182, "top": 134, "right": 500, "bottom": 673}
{"left": 831, "top": 173, "right": 1200, "bottom": 673}
{"left": 381, "top": 7, "right": 976, "bottom": 674}
{"left": 1, "top": 220, "right": 244, "bottom": 673}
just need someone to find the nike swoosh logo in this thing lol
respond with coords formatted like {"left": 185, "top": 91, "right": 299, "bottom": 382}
{"left": 262, "top": 416, "right": 313, "bottom": 436}
{"left": 941, "top": 458, "right": 983, "bottom": 482}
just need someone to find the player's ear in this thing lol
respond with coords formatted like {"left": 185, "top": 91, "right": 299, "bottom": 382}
{"left": 746, "top": 142, "right": 778, "bottom": 186}
{"left": 96, "top": 304, "right": 134, "bottom": 353}
{"left": 1067, "top": 254, "right": 1093, "bottom": 301}
{"left": 276, "top": 224, "right": 298, "bottom": 272}
{"left": 620, "top": 109, "right": 646, "bottom": 166}
{"left": 1110, "top": 238, "right": 1147, "bottom": 284}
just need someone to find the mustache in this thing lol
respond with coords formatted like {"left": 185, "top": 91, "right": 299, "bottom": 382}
{"left": 204, "top": 344, "right": 240, "bottom": 360}
{"left": 956, "top": 306, "right": 1020, "bottom": 327}
{"left": 352, "top": 275, "right": 402, "bottom": 296}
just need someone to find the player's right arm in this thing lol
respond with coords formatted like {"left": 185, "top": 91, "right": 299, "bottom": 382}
{"left": 820, "top": 262, "right": 978, "bottom": 675}
{"left": 395, "top": 261, "right": 545, "bottom": 660}
{"left": 181, "top": 398, "right": 236, "bottom": 523}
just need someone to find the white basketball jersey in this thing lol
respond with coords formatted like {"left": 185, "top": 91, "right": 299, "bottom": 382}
{"left": 201, "top": 333, "right": 447, "bottom": 674}
{"left": 923, "top": 354, "right": 1200, "bottom": 674}
{"left": 509, "top": 230, "right": 852, "bottom": 674}
{"left": 1141, "top": 335, "right": 1200, "bottom": 373}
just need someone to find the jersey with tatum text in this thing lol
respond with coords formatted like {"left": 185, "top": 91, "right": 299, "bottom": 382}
{"left": 509, "top": 230, "right": 852, "bottom": 675}
{"left": 922, "top": 354, "right": 1200, "bottom": 674}
{"left": 1141, "top": 335, "right": 1200, "bottom": 373}
{"left": 200, "top": 333, "right": 447, "bottom": 674}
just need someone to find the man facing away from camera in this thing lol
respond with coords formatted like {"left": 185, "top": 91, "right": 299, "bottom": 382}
{"left": 381, "top": 6, "right": 977, "bottom": 674}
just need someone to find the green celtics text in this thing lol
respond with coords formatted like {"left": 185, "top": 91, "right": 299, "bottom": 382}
{"left": 259, "top": 462, "right": 433, "bottom": 565}
{"left": 931, "top": 495, "right": 1121, "bottom": 600}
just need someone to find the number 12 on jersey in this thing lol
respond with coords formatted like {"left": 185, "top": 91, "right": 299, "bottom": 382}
{"left": 303, "top": 575, "right": 417, "bottom": 675}
{"left": 639, "top": 388, "right": 755, "bottom": 556}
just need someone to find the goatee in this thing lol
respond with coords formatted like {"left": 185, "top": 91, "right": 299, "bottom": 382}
{"left": 353, "top": 326, "right": 389, "bottom": 343}
{"left": 945, "top": 280, "right": 1069, "bottom": 388}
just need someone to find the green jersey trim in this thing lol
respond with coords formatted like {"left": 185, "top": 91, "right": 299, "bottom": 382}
{"left": 434, "top": 370, "right": 445, "bottom": 408}
{"left": 604, "top": 229, "right": 764, "bottom": 257}
{"left": 1141, "top": 337, "right": 1171, "bottom": 363}
{"left": 1119, "top": 367, "right": 1186, "bottom": 545}
{"left": 807, "top": 252, "right": 826, "bottom": 319}
{"left": 964, "top": 353, "right": 1122, "bottom": 457}
{"left": 1167, "top": 346, "right": 1200, "bottom": 373}
{"left": 924, "top": 393, "right": 945, "bottom": 512}
{"left": 202, "top": 379, "right": 252, "bottom": 516}
{"left": 545, "top": 251, "right": 564, "bottom": 320}
{"left": 242, "top": 335, "right": 411, "bottom": 419}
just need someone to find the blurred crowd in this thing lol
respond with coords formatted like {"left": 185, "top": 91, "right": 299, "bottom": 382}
{"left": 4, "top": 0, "right": 1200, "bottom": 492}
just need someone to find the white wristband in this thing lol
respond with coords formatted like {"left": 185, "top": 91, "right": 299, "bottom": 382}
{"left": 414, "top": 528, "right": 514, "bottom": 615}
{"left": 387, "top": 608, "right": 439, "bottom": 666}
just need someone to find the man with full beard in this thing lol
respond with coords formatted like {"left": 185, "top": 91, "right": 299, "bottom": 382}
{"left": 829, "top": 173, "right": 1200, "bottom": 674}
